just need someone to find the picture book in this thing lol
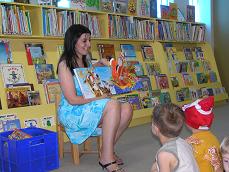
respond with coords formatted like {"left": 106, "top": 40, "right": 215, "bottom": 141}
{"left": 175, "top": 61, "right": 188, "bottom": 73}
{"left": 0, "top": 114, "right": 21, "bottom": 132}
{"left": 155, "top": 74, "right": 169, "bottom": 89}
{"left": 169, "top": 2, "right": 177, "bottom": 20}
{"left": 0, "top": 39, "right": 13, "bottom": 64}
{"left": 8, "top": 128, "right": 32, "bottom": 140}
{"left": 127, "top": 0, "right": 136, "bottom": 15}
{"left": 209, "top": 71, "right": 217, "bottom": 83}
{"left": 202, "top": 60, "right": 211, "bottom": 72}
{"left": 6, "top": 83, "right": 34, "bottom": 91}
{"left": 100, "top": 0, "right": 114, "bottom": 12}
{"left": 170, "top": 76, "right": 179, "bottom": 88}
{"left": 182, "top": 87, "right": 191, "bottom": 100}
{"left": 35, "top": 64, "right": 55, "bottom": 84}
{"left": 176, "top": 89, "right": 185, "bottom": 102}
{"left": 43, "top": 79, "right": 61, "bottom": 103}
{"left": 183, "top": 47, "right": 193, "bottom": 60}
{"left": 141, "top": 45, "right": 155, "bottom": 61}
{"left": 97, "top": 44, "right": 115, "bottom": 61}
{"left": 149, "top": 0, "right": 157, "bottom": 18}
{"left": 190, "top": 88, "right": 199, "bottom": 100}
{"left": 137, "top": 0, "right": 150, "bottom": 17}
{"left": 24, "top": 118, "right": 39, "bottom": 128}
{"left": 182, "top": 73, "right": 194, "bottom": 86}
{"left": 126, "top": 61, "right": 144, "bottom": 76}
{"left": 70, "top": 0, "right": 86, "bottom": 9}
{"left": 126, "top": 94, "right": 142, "bottom": 110}
{"left": 160, "top": 91, "right": 171, "bottom": 104}
{"left": 160, "top": 5, "right": 170, "bottom": 19}
{"left": 120, "top": 44, "right": 136, "bottom": 60}
{"left": 27, "top": 91, "right": 41, "bottom": 106}
{"left": 196, "top": 72, "right": 208, "bottom": 84}
{"left": 138, "top": 76, "right": 152, "bottom": 93}
{"left": 6, "top": 87, "right": 30, "bottom": 108}
{"left": 86, "top": 0, "right": 100, "bottom": 10}
{"left": 1, "top": 64, "right": 26, "bottom": 86}
{"left": 189, "top": 60, "right": 200, "bottom": 73}
{"left": 151, "top": 89, "right": 161, "bottom": 107}
{"left": 74, "top": 66, "right": 143, "bottom": 99}
{"left": 114, "top": 0, "right": 128, "bottom": 14}
{"left": 138, "top": 91, "right": 152, "bottom": 108}
{"left": 194, "top": 47, "right": 204, "bottom": 60}
{"left": 165, "top": 46, "right": 177, "bottom": 61}
{"left": 206, "top": 88, "right": 214, "bottom": 96}
{"left": 24, "top": 43, "right": 46, "bottom": 65}
{"left": 186, "top": 5, "right": 195, "bottom": 22}
{"left": 145, "top": 63, "right": 161, "bottom": 76}
{"left": 116, "top": 96, "right": 128, "bottom": 103}
{"left": 177, "top": 8, "right": 185, "bottom": 22}
{"left": 41, "top": 116, "right": 55, "bottom": 127}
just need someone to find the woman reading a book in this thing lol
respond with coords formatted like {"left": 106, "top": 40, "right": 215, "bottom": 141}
{"left": 57, "top": 24, "right": 133, "bottom": 172}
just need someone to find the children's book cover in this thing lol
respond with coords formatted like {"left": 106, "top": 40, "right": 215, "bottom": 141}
{"left": 138, "top": 91, "right": 152, "bottom": 108}
{"left": 190, "top": 88, "right": 198, "bottom": 100}
{"left": 169, "top": 2, "right": 177, "bottom": 20}
{"left": 24, "top": 43, "right": 46, "bottom": 65}
{"left": 149, "top": 0, "right": 157, "bottom": 18}
{"left": 126, "top": 61, "right": 144, "bottom": 76}
{"left": 35, "top": 64, "right": 55, "bottom": 84}
{"left": 165, "top": 46, "right": 177, "bottom": 61}
{"left": 160, "top": 5, "right": 169, "bottom": 19}
{"left": 70, "top": 0, "right": 86, "bottom": 9}
{"left": 137, "top": 0, "right": 150, "bottom": 17}
{"left": 189, "top": 60, "right": 200, "bottom": 73}
{"left": 127, "top": 0, "right": 136, "bottom": 15}
{"left": 114, "top": 0, "right": 128, "bottom": 14}
{"left": 182, "top": 73, "right": 194, "bottom": 86}
{"left": 86, "top": 0, "right": 100, "bottom": 10}
{"left": 138, "top": 76, "right": 152, "bottom": 92}
{"left": 141, "top": 45, "right": 155, "bottom": 61}
{"left": 176, "top": 89, "right": 185, "bottom": 102}
{"left": 160, "top": 91, "right": 171, "bottom": 104}
{"left": 196, "top": 72, "right": 208, "bottom": 84}
{"left": 27, "top": 91, "right": 41, "bottom": 106}
{"left": 1, "top": 64, "right": 26, "bottom": 86}
{"left": 170, "top": 76, "right": 179, "bottom": 88}
{"left": 120, "top": 44, "right": 136, "bottom": 60}
{"left": 145, "top": 63, "right": 161, "bottom": 76}
{"left": 0, "top": 39, "right": 13, "bottom": 64}
{"left": 1, "top": 119, "right": 21, "bottom": 132}
{"left": 24, "top": 118, "right": 39, "bottom": 128}
{"left": 6, "top": 87, "right": 30, "bottom": 108}
{"left": 43, "top": 79, "right": 61, "bottom": 103}
{"left": 117, "top": 96, "right": 128, "bottom": 103}
{"left": 183, "top": 47, "right": 193, "bottom": 60}
{"left": 182, "top": 87, "right": 191, "bottom": 100}
{"left": 100, "top": 0, "right": 114, "bottom": 12}
{"left": 151, "top": 89, "right": 161, "bottom": 107}
{"left": 155, "top": 74, "right": 169, "bottom": 89}
{"left": 126, "top": 94, "right": 142, "bottom": 110}
{"left": 186, "top": 5, "right": 195, "bottom": 22}
{"left": 177, "top": 8, "right": 185, "bottom": 22}
{"left": 97, "top": 44, "right": 115, "bottom": 61}
{"left": 194, "top": 47, "right": 204, "bottom": 60}
{"left": 202, "top": 60, "right": 211, "bottom": 72}
{"left": 209, "top": 71, "right": 217, "bottom": 83}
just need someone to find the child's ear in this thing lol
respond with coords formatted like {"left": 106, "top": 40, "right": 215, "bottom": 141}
{"left": 152, "top": 123, "right": 159, "bottom": 136}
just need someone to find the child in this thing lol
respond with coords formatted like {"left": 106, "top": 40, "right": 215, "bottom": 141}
{"left": 151, "top": 103, "right": 199, "bottom": 172}
{"left": 182, "top": 96, "right": 223, "bottom": 172}
{"left": 221, "top": 137, "right": 229, "bottom": 172}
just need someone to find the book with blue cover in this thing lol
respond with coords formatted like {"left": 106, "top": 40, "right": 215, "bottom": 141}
{"left": 0, "top": 39, "right": 13, "bottom": 64}
{"left": 120, "top": 44, "right": 136, "bottom": 60}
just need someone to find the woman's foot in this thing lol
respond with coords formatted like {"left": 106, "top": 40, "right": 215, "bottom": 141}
{"left": 99, "top": 160, "right": 125, "bottom": 172}
{"left": 114, "top": 152, "right": 124, "bottom": 165}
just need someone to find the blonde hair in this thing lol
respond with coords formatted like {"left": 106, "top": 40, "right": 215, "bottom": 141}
{"left": 220, "top": 137, "right": 229, "bottom": 154}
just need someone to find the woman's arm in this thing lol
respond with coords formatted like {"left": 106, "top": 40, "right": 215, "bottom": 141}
{"left": 93, "top": 58, "right": 110, "bottom": 67}
{"left": 58, "top": 61, "right": 106, "bottom": 105}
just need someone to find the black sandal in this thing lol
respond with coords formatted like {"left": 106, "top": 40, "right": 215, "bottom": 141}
{"left": 99, "top": 161, "right": 124, "bottom": 172}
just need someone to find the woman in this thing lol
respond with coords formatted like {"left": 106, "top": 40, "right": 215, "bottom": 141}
{"left": 57, "top": 24, "right": 133, "bottom": 172}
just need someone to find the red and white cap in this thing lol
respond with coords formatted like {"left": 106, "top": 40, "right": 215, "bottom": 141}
{"left": 182, "top": 96, "right": 214, "bottom": 130}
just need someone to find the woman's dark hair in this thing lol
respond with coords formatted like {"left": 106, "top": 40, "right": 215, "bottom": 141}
{"left": 57, "top": 24, "right": 91, "bottom": 75}
{"left": 152, "top": 103, "right": 185, "bottom": 138}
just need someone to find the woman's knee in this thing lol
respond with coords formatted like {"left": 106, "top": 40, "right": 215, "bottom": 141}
{"left": 122, "top": 103, "right": 133, "bottom": 119}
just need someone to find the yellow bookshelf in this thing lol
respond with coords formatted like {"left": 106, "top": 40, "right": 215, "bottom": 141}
{"left": 0, "top": 2, "right": 227, "bottom": 132}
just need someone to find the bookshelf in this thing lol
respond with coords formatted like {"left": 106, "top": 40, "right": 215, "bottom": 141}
{"left": 0, "top": 2, "right": 227, "bottom": 132}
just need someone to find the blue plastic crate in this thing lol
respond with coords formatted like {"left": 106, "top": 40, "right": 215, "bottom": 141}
{"left": 0, "top": 127, "right": 59, "bottom": 172}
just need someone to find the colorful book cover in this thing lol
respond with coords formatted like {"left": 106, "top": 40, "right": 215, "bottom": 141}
{"left": 35, "top": 64, "right": 55, "bottom": 84}
{"left": 169, "top": 2, "right": 177, "bottom": 20}
{"left": 202, "top": 60, "right": 211, "bottom": 72}
{"left": 160, "top": 5, "right": 169, "bottom": 19}
{"left": 138, "top": 76, "right": 152, "bottom": 93}
{"left": 0, "top": 39, "right": 13, "bottom": 64}
{"left": 43, "top": 79, "right": 61, "bottom": 103}
{"left": 196, "top": 72, "right": 208, "bottom": 84}
{"left": 182, "top": 87, "right": 191, "bottom": 100}
{"left": 74, "top": 66, "right": 143, "bottom": 99}
{"left": 177, "top": 8, "right": 185, "bottom": 22}
{"left": 149, "top": 0, "right": 157, "bottom": 18}
{"left": 1, "top": 119, "right": 21, "bottom": 132}
{"left": 155, "top": 74, "right": 169, "bottom": 89}
{"left": 170, "top": 76, "right": 179, "bottom": 88}
{"left": 182, "top": 73, "right": 194, "bottom": 86}
{"left": 151, "top": 89, "right": 161, "bottom": 107}
{"left": 27, "top": 91, "right": 41, "bottom": 106}
{"left": 183, "top": 47, "right": 193, "bottom": 60}
{"left": 6, "top": 87, "right": 30, "bottom": 108}
{"left": 1, "top": 64, "right": 26, "bottom": 86}
{"left": 209, "top": 71, "right": 217, "bottom": 83}
{"left": 120, "top": 44, "right": 136, "bottom": 60}
{"left": 127, "top": 0, "right": 136, "bottom": 15}
{"left": 145, "top": 63, "right": 161, "bottom": 76}
{"left": 100, "top": 0, "right": 114, "bottom": 12}
{"left": 138, "top": 91, "right": 152, "bottom": 108}
{"left": 141, "top": 45, "right": 155, "bottom": 61}
{"left": 126, "top": 94, "right": 142, "bottom": 110}
{"left": 24, "top": 43, "right": 46, "bottom": 65}
{"left": 70, "top": 0, "right": 86, "bottom": 9}
{"left": 190, "top": 88, "right": 199, "bottom": 100}
{"left": 86, "top": 0, "right": 100, "bottom": 10}
{"left": 194, "top": 47, "right": 204, "bottom": 60}
{"left": 160, "top": 91, "right": 171, "bottom": 104}
{"left": 165, "top": 46, "right": 177, "bottom": 61}
{"left": 176, "top": 89, "right": 185, "bottom": 102}
{"left": 186, "top": 5, "right": 195, "bottom": 22}
{"left": 97, "top": 44, "right": 115, "bottom": 61}
{"left": 114, "top": 0, "right": 128, "bottom": 14}
{"left": 137, "top": 0, "right": 150, "bottom": 17}
{"left": 126, "top": 61, "right": 144, "bottom": 76}
{"left": 116, "top": 96, "right": 128, "bottom": 103}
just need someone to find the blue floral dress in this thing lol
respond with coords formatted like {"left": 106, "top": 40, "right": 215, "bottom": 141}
{"left": 58, "top": 76, "right": 110, "bottom": 144}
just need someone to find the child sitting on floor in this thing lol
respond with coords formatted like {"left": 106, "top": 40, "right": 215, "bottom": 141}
{"left": 182, "top": 96, "right": 223, "bottom": 172}
{"left": 151, "top": 103, "right": 199, "bottom": 172}
{"left": 221, "top": 136, "right": 229, "bottom": 172}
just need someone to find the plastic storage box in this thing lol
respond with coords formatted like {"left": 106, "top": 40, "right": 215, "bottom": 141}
{"left": 0, "top": 127, "right": 59, "bottom": 172}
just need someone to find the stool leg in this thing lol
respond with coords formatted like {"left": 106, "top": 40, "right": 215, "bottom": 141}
{"left": 58, "top": 125, "right": 64, "bottom": 159}
{"left": 71, "top": 144, "right": 80, "bottom": 165}
{"left": 97, "top": 136, "right": 102, "bottom": 158}
{"left": 84, "top": 138, "right": 92, "bottom": 152}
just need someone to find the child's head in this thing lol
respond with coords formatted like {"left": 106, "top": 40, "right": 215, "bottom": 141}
{"left": 221, "top": 137, "right": 229, "bottom": 172}
{"left": 182, "top": 96, "right": 214, "bottom": 130}
{"left": 152, "top": 103, "right": 185, "bottom": 138}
